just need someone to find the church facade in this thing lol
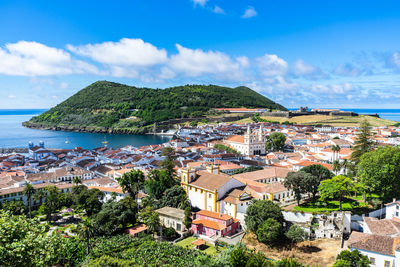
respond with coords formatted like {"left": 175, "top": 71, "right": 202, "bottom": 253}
{"left": 224, "top": 125, "right": 267, "bottom": 156}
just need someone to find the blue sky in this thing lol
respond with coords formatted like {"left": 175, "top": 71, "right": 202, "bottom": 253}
{"left": 1, "top": 0, "right": 400, "bottom": 109}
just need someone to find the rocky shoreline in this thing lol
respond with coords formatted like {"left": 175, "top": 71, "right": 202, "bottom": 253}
{"left": 22, "top": 121, "right": 151, "bottom": 135}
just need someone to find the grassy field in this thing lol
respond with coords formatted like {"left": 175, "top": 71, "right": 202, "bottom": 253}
{"left": 175, "top": 236, "right": 225, "bottom": 256}
{"left": 242, "top": 232, "right": 342, "bottom": 267}
{"left": 231, "top": 114, "right": 397, "bottom": 127}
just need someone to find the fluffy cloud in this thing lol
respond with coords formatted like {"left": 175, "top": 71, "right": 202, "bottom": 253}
{"left": 242, "top": 6, "right": 257, "bottom": 18}
{"left": 256, "top": 54, "right": 288, "bottom": 77}
{"left": 213, "top": 6, "right": 225, "bottom": 14}
{"left": 168, "top": 44, "right": 247, "bottom": 80}
{"left": 0, "top": 41, "right": 98, "bottom": 76}
{"left": 67, "top": 38, "right": 167, "bottom": 67}
{"left": 192, "top": 0, "right": 208, "bottom": 7}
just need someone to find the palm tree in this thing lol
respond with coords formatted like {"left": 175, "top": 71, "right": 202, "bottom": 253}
{"left": 333, "top": 160, "right": 341, "bottom": 175}
{"left": 73, "top": 176, "right": 82, "bottom": 185}
{"left": 331, "top": 145, "right": 341, "bottom": 162}
{"left": 23, "top": 183, "right": 35, "bottom": 218}
{"left": 341, "top": 159, "right": 350, "bottom": 175}
{"left": 34, "top": 188, "right": 47, "bottom": 207}
{"left": 77, "top": 218, "right": 96, "bottom": 255}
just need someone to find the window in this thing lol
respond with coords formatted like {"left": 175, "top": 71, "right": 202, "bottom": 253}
{"left": 209, "top": 194, "right": 212, "bottom": 198}
{"left": 384, "top": 260, "right": 390, "bottom": 267}
{"left": 396, "top": 212, "right": 399, "bottom": 217}
{"left": 369, "top": 257, "right": 375, "bottom": 265}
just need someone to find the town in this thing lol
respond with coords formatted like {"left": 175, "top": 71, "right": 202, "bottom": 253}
{"left": 1, "top": 117, "right": 399, "bottom": 266}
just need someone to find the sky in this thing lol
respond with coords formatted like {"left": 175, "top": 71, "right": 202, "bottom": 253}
{"left": 1, "top": 0, "right": 400, "bottom": 109}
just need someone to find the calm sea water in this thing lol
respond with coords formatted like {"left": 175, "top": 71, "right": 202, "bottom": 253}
{"left": 288, "top": 108, "right": 400, "bottom": 122}
{"left": 0, "top": 109, "right": 171, "bottom": 149}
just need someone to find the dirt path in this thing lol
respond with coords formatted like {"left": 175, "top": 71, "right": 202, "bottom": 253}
{"left": 242, "top": 232, "right": 343, "bottom": 267}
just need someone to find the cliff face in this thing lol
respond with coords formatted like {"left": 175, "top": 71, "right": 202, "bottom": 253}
{"left": 24, "top": 81, "right": 287, "bottom": 134}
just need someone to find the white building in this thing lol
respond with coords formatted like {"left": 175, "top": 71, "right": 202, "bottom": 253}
{"left": 224, "top": 125, "right": 267, "bottom": 156}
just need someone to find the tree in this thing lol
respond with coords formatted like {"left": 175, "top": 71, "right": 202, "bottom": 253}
{"left": 117, "top": 170, "right": 145, "bottom": 198}
{"left": 285, "top": 225, "right": 308, "bottom": 243}
{"left": 77, "top": 218, "right": 96, "bottom": 255}
{"left": 300, "top": 164, "right": 333, "bottom": 202}
{"left": 245, "top": 200, "right": 284, "bottom": 233}
{"left": 331, "top": 145, "right": 341, "bottom": 162}
{"left": 319, "top": 175, "right": 356, "bottom": 211}
{"left": 140, "top": 206, "right": 160, "bottom": 235}
{"left": 265, "top": 132, "right": 286, "bottom": 152}
{"left": 351, "top": 119, "right": 374, "bottom": 165}
{"left": 42, "top": 186, "right": 62, "bottom": 221}
{"left": 333, "top": 160, "right": 341, "bottom": 175}
{"left": 34, "top": 188, "right": 46, "bottom": 207}
{"left": 275, "top": 258, "right": 304, "bottom": 267}
{"left": 183, "top": 206, "right": 192, "bottom": 229}
{"left": 284, "top": 172, "right": 310, "bottom": 205}
{"left": 160, "top": 156, "right": 176, "bottom": 177}
{"left": 230, "top": 247, "right": 249, "bottom": 267}
{"left": 73, "top": 176, "right": 82, "bottom": 185}
{"left": 23, "top": 183, "right": 35, "bottom": 218}
{"left": 256, "top": 218, "right": 282, "bottom": 245}
{"left": 72, "top": 186, "right": 104, "bottom": 216}
{"left": 145, "top": 169, "right": 176, "bottom": 200}
{"left": 1, "top": 200, "right": 26, "bottom": 215}
{"left": 357, "top": 146, "right": 400, "bottom": 202}
{"left": 333, "top": 250, "right": 370, "bottom": 267}
{"left": 341, "top": 159, "right": 350, "bottom": 176}
{"left": 159, "top": 185, "right": 189, "bottom": 209}
{"left": 92, "top": 199, "right": 137, "bottom": 235}
{"left": 0, "top": 210, "right": 76, "bottom": 266}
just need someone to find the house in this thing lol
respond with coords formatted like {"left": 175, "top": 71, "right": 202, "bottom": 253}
{"left": 180, "top": 165, "right": 245, "bottom": 213}
{"left": 192, "top": 210, "right": 240, "bottom": 238}
{"left": 348, "top": 232, "right": 400, "bottom": 267}
{"left": 232, "top": 167, "right": 291, "bottom": 184}
{"left": 125, "top": 224, "right": 148, "bottom": 237}
{"left": 155, "top": 206, "right": 187, "bottom": 233}
{"left": 385, "top": 199, "right": 400, "bottom": 220}
{"left": 224, "top": 125, "right": 267, "bottom": 156}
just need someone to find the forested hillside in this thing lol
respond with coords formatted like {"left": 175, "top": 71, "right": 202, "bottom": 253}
{"left": 25, "top": 81, "right": 286, "bottom": 133}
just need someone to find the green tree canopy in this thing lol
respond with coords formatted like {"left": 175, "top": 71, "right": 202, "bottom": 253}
{"left": 159, "top": 185, "right": 189, "bottom": 209}
{"left": 284, "top": 171, "right": 311, "bottom": 205}
{"left": 256, "top": 218, "right": 283, "bottom": 245}
{"left": 357, "top": 146, "right": 400, "bottom": 202}
{"left": 145, "top": 169, "right": 176, "bottom": 200}
{"left": 265, "top": 132, "right": 286, "bottom": 152}
{"left": 351, "top": 119, "right": 374, "bottom": 165}
{"left": 319, "top": 175, "right": 356, "bottom": 211}
{"left": 117, "top": 170, "right": 145, "bottom": 198}
{"left": 300, "top": 164, "right": 333, "bottom": 202}
{"left": 285, "top": 225, "right": 308, "bottom": 243}
{"left": 333, "top": 250, "right": 370, "bottom": 267}
{"left": 245, "top": 200, "right": 284, "bottom": 232}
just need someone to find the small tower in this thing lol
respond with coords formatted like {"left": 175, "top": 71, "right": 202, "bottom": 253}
{"left": 28, "top": 141, "right": 34, "bottom": 149}
{"left": 39, "top": 140, "right": 45, "bottom": 148}
{"left": 244, "top": 125, "right": 251, "bottom": 144}
{"left": 258, "top": 124, "right": 263, "bottom": 142}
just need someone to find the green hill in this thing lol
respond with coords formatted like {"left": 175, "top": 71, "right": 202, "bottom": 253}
{"left": 24, "top": 81, "right": 286, "bottom": 133}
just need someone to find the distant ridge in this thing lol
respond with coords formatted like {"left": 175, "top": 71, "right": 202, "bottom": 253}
{"left": 23, "top": 81, "right": 287, "bottom": 134}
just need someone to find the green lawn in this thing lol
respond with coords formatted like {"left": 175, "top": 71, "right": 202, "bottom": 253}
{"left": 293, "top": 196, "right": 376, "bottom": 214}
{"left": 175, "top": 236, "right": 225, "bottom": 256}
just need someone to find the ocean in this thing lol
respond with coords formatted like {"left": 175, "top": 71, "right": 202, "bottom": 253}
{"left": 0, "top": 109, "right": 399, "bottom": 150}
{"left": 288, "top": 108, "right": 400, "bottom": 122}
{"left": 0, "top": 109, "right": 171, "bottom": 149}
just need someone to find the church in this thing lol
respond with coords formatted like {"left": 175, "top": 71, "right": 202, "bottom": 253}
{"left": 224, "top": 125, "right": 266, "bottom": 156}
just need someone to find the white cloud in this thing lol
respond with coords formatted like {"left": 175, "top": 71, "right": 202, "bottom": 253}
{"left": 310, "top": 83, "right": 354, "bottom": 94}
{"left": 192, "top": 0, "right": 208, "bottom": 7}
{"left": 256, "top": 54, "right": 288, "bottom": 77}
{"left": 333, "top": 63, "right": 361, "bottom": 77}
{"left": 236, "top": 56, "right": 250, "bottom": 67}
{"left": 67, "top": 38, "right": 167, "bottom": 67}
{"left": 386, "top": 52, "right": 400, "bottom": 71}
{"left": 8, "top": 94, "right": 16, "bottom": 99}
{"left": 293, "top": 59, "right": 316, "bottom": 76}
{"left": 242, "top": 6, "right": 257, "bottom": 18}
{"left": 213, "top": 6, "right": 225, "bottom": 14}
{"left": 168, "top": 44, "right": 246, "bottom": 80}
{"left": 0, "top": 41, "right": 98, "bottom": 76}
